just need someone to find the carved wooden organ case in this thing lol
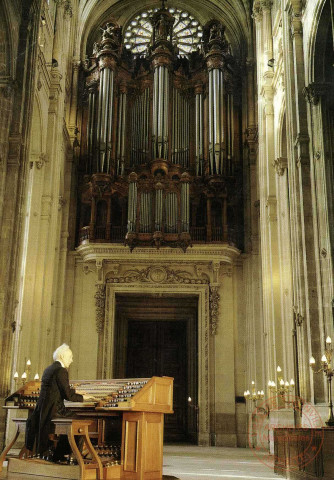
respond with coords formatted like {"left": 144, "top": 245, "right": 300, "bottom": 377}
{"left": 78, "top": 8, "right": 243, "bottom": 251}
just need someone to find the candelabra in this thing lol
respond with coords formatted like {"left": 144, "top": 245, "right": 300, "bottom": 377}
{"left": 310, "top": 335, "right": 334, "bottom": 427}
{"left": 244, "top": 381, "right": 268, "bottom": 415}
{"left": 268, "top": 366, "right": 295, "bottom": 396}
{"left": 13, "top": 359, "right": 39, "bottom": 388}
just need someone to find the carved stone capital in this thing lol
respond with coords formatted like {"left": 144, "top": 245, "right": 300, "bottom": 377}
{"left": 260, "top": 0, "right": 273, "bottom": 11}
{"left": 272, "top": 157, "right": 288, "bottom": 175}
{"left": 94, "top": 284, "right": 106, "bottom": 334}
{"left": 252, "top": 1, "right": 263, "bottom": 22}
{"left": 303, "top": 83, "right": 332, "bottom": 105}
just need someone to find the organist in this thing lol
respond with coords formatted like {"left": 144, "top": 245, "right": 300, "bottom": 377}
{"left": 25, "top": 343, "right": 90, "bottom": 462}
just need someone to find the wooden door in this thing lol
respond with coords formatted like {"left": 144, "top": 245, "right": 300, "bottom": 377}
{"left": 126, "top": 320, "right": 187, "bottom": 442}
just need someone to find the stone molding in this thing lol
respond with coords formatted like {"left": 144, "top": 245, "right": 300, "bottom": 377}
{"left": 76, "top": 243, "right": 241, "bottom": 264}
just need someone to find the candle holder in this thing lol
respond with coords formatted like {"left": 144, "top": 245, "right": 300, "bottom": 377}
{"left": 268, "top": 366, "right": 295, "bottom": 410}
{"left": 244, "top": 382, "right": 268, "bottom": 415}
{"left": 310, "top": 336, "right": 334, "bottom": 427}
{"left": 13, "top": 359, "right": 38, "bottom": 389}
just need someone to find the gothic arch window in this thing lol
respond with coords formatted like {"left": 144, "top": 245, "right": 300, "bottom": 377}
{"left": 124, "top": 7, "right": 203, "bottom": 57}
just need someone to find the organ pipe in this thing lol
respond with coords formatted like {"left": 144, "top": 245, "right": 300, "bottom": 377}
{"left": 152, "top": 65, "right": 169, "bottom": 160}
{"left": 208, "top": 68, "right": 224, "bottom": 175}
{"left": 195, "top": 90, "right": 203, "bottom": 176}
{"left": 181, "top": 179, "right": 190, "bottom": 233}
{"left": 87, "top": 87, "right": 96, "bottom": 173}
{"left": 155, "top": 187, "right": 163, "bottom": 231}
{"left": 116, "top": 88, "right": 127, "bottom": 175}
{"left": 131, "top": 88, "right": 150, "bottom": 167}
{"left": 172, "top": 88, "right": 190, "bottom": 168}
{"left": 127, "top": 174, "right": 138, "bottom": 233}
{"left": 96, "top": 66, "right": 114, "bottom": 173}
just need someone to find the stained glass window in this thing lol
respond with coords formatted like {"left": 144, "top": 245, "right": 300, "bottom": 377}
{"left": 124, "top": 7, "right": 203, "bottom": 57}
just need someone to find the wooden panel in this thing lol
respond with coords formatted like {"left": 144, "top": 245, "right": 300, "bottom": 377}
{"left": 143, "top": 414, "right": 163, "bottom": 473}
{"left": 123, "top": 420, "right": 138, "bottom": 472}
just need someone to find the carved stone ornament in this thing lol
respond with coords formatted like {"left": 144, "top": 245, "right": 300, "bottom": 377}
{"left": 303, "top": 83, "right": 331, "bottom": 105}
{"left": 36, "top": 153, "right": 47, "bottom": 169}
{"left": 58, "top": 196, "right": 66, "bottom": 210}
{"left": 209, "top": 286, "right": 220, "bottom": 335}
{"left": 106, "top": 266, "right": 209, "bottom": 285}
{"left": 293, "top": 305, "right": 303, "bottom": 327}
{"left": 94, "top": 284, "right": 106, "bottom": 333}
{"left": 272, "top": 157, "right": 288, "bottom": 176}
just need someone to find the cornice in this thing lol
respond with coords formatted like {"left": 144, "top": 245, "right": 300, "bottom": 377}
{"left": 76, "top": 242, "right": 241, "bottom": 264}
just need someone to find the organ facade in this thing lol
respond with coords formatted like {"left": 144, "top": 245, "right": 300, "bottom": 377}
{"left": 78, "top": 6, "right": 242, "bottom": 251}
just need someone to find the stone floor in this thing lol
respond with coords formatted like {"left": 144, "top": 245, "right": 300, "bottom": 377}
{"left": 162, "top": 445, "right": 281, "bottom": 480}
{"left": 0, "top": 446, "right": 282, "bottom": 480}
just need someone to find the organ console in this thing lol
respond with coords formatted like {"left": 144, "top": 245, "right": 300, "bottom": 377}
{"left": 1, "top": 376, "right": 174, "bottom": 480}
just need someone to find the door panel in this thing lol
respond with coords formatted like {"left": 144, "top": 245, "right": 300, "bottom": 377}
{"left": 126, "top": 320, "right": 187, "bottom": 441}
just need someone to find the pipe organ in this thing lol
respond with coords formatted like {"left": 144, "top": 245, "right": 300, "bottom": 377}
{"left": 79, "top": 6, "right": 243, "bottom": 250}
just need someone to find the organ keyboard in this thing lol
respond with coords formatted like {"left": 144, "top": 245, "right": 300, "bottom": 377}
{"left": 2, "top": 376, "right": 173, "bottom": 480}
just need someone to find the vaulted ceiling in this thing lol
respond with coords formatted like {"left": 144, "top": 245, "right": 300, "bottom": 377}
{"left": 76, "top": 0, "right": 254, "bottom": 61}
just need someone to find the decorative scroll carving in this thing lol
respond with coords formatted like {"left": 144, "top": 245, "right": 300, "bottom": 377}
{"left": 107, "top": 266, "right": 209, "bottom": 285}
{"left": 95, "top": 284, "right": 106, "bottom": 333}
{"left": 209, "top": 286, "right": 220, "bottom": 335}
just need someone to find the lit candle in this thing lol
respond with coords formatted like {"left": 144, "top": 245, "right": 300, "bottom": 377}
{"left": 21, "top": 372, "right": 27, "bottom": 379}
{"left": 280, "top": 379, "right": 285, "bottom": 386}
{"left": 251, "top": 380, "right": 255, "bottom": 385}
{"left": 260, "top": 390, "right": 264, "bottom": 396}
{"left": 321, "top": 355, "right": 327, "bottom": 363}
{"left": 34, "top": 373, "right": 39, "bottom": 380}
{"left": 310, "top": 356, "right": 315, "bottom": 366}
{"left": 290, "top": 379, "right": 295, "bottom": 386}
{"left": 285, "top": 381, "right": 290, "bottom": 387}
{"left": 277, "top": 366, "right": 282, "bottom": 373}
{"left": 13, "top": 372, "right": 18, "bottom": 380}
{"left": 26, "top": 359, "right": 31, "bottom": 366}
{"left": 326, "top": 336, "right": 332, "bottom": 345}
{"left": 188, "top": 396, "right": 192, "bottom": 403}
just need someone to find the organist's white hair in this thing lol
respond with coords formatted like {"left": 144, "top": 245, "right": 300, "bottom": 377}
{"left": 53, "top": 343, "right": 71, "bottom": 362}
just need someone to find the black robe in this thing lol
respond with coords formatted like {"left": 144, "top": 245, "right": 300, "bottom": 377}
{"left": 25, "top": 361, "right": 83, "bottom": 455}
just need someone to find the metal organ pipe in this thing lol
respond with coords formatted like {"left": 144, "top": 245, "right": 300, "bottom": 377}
{"left": 195, "top": 91, "right": 203, "bottom": 176}
{"left": 208, "top": 67, "right": 224, "bottom": 175}
{"left": 155, "top": 187, "right": 163, "bottom": 231}
{"left": 87, "top": 88, "right": 96, "bottom": 173}
{"left": 116, "top": 89, "right": 127, "bottom": 175}
{"left": 127, "top": 175, "right": 138, "bottom": 233}
{"left": 152, "top": 65, "right": 169, "bottom": 159}
{"left": 96, "top": 66, "right": 114, "bottom": 173}
{"left": 181, "top": 181, "right": 190, "bottom": 232}
{"left": 131, "top": 88, "right": 150, "bottom": 167}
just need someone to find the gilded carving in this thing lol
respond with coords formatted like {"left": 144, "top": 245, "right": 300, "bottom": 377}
{"left": 95, "top": 284, "right": 106, "bottom": 334}
{"left": 209, "top": 286, "right": 220, "bottom": 335}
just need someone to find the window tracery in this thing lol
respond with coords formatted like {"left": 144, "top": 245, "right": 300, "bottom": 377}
{"left": 124, "top": 7, "right": 203, "bottom": 57}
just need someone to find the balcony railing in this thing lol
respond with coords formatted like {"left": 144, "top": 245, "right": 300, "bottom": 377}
{"left": 80, "top": 225, "right": 235, "bottom": 245}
